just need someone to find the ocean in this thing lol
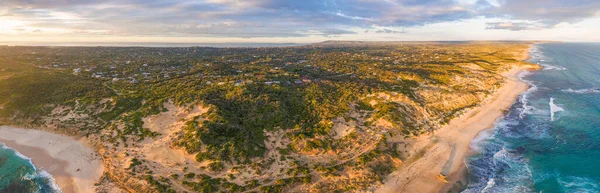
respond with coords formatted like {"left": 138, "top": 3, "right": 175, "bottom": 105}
{"left": 0, "top": 143, "right": 60, "bottom": 193}
{"left": 464, "top": 43, "right": 600, "bottom": 192}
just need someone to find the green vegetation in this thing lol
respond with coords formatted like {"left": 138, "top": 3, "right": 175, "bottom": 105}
{"left": 0, "top": 42, "right": 532, "bottom": 192}
{"left": 0, "top": 67, "right": 112, "bottom": 118}
{"left": 181, "top": 174, "right": 222, "bottom": 193}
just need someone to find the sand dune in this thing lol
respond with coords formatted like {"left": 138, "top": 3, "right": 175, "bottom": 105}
{"left": 377, "top": 66, "right": 532, "bottom": 193}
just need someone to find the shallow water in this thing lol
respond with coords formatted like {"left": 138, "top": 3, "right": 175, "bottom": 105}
{"left": 0, "top": 143, "right": 60, "bottom": 193}
{"left": 464, "top": 43, "right": 600, "bottom": 193}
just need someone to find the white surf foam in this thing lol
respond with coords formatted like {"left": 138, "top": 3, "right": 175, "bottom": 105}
{"left": 0, "top": 142, "right": 62, "bottom": 193}
{"left": 549, "top": 97, "right": 564, "bottom": 121}
{"left": 38, "top": 170, "right": 62, "bottom": 193}
{"left": 470, "top": 127, "right": 496, "bottom": 151}
{"left": 562, "top": 88, "right": 600, "bottom": 94}
{"left": 558, "top": 176, "right": 600, "bottom": 191}
{"left": 540, "top": 64, "right": 567, "bottom": 70}
{"left": 1, "top": 142, "right": 35, "bottom": 168}
{"left": 518, "top": 71, "right": 538, "bottom": 119}
{"left": 481, "top": 178, "right": 496, "bottom": 192}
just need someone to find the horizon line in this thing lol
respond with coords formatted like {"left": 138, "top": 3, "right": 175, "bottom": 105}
{"left": 0, "top": 40, "right": 576, "bottom": 48}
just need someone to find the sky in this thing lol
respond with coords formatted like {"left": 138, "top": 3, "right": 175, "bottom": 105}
{"left": 1, "top": 0, "right": 600, "bottom": 44}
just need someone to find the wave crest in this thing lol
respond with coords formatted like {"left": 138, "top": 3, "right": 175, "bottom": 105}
{"left": 549, "top": 97, "right": 564, "bottom": 121}
{"left": 562, "top": 88, "right": 600, "bottom": 94}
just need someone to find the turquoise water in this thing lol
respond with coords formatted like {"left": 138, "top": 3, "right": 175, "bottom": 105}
{"left": 465, "top": 43, "right": 600, "bottom": 192}
{"left": 0, "top": 143, "right": 60, "bottom": 193}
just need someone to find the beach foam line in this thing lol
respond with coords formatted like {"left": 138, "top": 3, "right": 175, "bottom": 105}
{"left": 0, "top": 126, "right": 104, "bottom": 193}
{"left": 38, "top": 170, "right": 62, "bottom": 193}
{"left": 518, "top": 71, "right": 537, "bottom": 119}
{"left": 0, "top": 142, "right": 63, "bottom": 193}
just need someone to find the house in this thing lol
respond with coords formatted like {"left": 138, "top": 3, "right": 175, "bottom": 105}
{"left": 302, "top": 76, "right": 311, "bottom": 83}
{"left": 294, "top": 80, "right": 303, "bottom": 84}
{"left": 235, "top": 80, "right": 244, "bottom": 86}
{"left": 265, "top": 81, "right": 273, "bottom": 85}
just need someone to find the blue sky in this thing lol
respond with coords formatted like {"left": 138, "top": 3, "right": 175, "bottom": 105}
{"left": 1, "top": 0, "right": 599, "bottom": 43}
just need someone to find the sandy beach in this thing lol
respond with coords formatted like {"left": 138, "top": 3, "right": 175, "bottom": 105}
{"left": 377, "top": 63, "right": 535, "bottom": 193}
{"left": 0, "top": 126, "right": 104, "bottom": 193}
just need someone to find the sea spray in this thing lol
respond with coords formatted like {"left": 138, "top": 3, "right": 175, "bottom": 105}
{"left": 549, "top": 97, "right": 564, "bottom": 121}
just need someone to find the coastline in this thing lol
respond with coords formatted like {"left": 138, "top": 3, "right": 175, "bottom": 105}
{"left": 377, "top": 48, "right": 536, "bottom": 193}
{"left": 0, "top": 126, "right": 104, "bottom": 193}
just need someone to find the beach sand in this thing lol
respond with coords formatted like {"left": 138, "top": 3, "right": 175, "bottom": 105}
{"left": 0, "top": 126, "right": 104, "bottom": 193}
{"left": 376, "top": 64, "right": 533, "bottom": 193}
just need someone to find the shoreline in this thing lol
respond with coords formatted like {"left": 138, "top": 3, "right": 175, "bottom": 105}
{"left": 439, "top": 66, "right": 533, "bottom": 192}
{"left": 377, "top": 49, "right": 536, "bottom": 192}
{"left": 0, "top": 126, "right": 104, "bottom": 193}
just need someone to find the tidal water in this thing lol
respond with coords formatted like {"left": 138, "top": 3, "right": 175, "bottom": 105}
{"left": 0, "top": 143, "right": 60, "bottom": 193}
{"left": 464, "top": 43, "right": 600, "bottom": 192}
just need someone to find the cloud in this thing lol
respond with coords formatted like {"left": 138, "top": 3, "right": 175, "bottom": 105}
{"left": 0, "top": 0, "right": 480, "bottom": 38}
{"left": 484, "top": 0, "right": 600, "bottom": 28}
{"left": 485, "top": 21, "right": 544, "bottom": 31}
{"left": 374, "top": 28, "right": 406, "bottom": 34}
{"left": 1, "top": 0, "right": 600, "bottom": 38}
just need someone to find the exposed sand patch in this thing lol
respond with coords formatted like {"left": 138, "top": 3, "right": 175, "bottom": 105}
{"left": 140, "top": 102, "right": 208, "bottom": 167}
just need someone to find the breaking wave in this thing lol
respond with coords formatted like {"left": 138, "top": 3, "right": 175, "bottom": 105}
{"left": 0, "top": 143, "right": 62, "bottom": 193}
{"left": 549, "top": 97, "right": 564, "bottom": 121}
{"left": 562, "top": 88, "right": 600, "bottom": 94}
